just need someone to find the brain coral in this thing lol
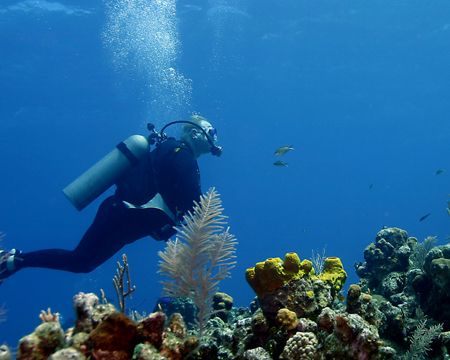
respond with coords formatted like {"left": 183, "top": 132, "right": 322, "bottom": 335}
{"left": 280, "top": 332, "right": 318, "bottom": 360}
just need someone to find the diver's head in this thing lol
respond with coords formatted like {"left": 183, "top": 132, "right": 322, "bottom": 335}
{"left": 180, "top": 115, "right": 221, "bottom": 158}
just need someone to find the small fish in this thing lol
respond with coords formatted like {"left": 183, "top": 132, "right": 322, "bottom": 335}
{"left": 435, "top": 169, "right": 445, "bottom": 175}
{"left": 419, "top": 213, "right": 431, "bottom": 222}
{"left": 157, "top": 296, "right": 176, "bottom": 305}
{"left": 369, "top": 184, "right": 374, "bottom": 190}
{"left": 274, "top": 145, "right": 294, "bottom": 156}
{"left": 273, "top": 160, "right": 288, "bottom": 167}
{"left": 153, "top": 296, "right": 177, "bottom": 312}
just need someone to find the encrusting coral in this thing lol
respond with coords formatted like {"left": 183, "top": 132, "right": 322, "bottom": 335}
{"left": 89, "top": 312, "right": 138, "bottom": 358}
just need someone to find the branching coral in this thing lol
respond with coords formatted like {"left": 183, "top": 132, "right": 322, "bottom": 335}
{"left": 39, "top": 308, "right": 60, "bottom": 323}
{"left": 112, "top": 254, "right": 136, "bottom": 313}
{"left": 158, "top": 188, "right": 237, "bottom": 334}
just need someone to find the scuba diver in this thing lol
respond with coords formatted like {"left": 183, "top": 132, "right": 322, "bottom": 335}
{"left": 0, "top": 115, "right": 222, "bottom": 282}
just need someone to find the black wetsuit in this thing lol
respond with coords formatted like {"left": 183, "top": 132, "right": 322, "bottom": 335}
{"left": 18, "top": 138, "right": 201, "bottom": 274}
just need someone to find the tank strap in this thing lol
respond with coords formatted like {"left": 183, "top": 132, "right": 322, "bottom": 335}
{"left": 117, "top": 141, "right": 140, "bottom": 166}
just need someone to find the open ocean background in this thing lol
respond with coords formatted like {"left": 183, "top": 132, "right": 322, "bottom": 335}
{"left": 0, "top": 0, "right": 449, "bottom": 348}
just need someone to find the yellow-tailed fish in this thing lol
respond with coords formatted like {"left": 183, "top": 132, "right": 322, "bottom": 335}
{"left": 273, "top": 160, "right": 288, "bottom": 167}
{"left": 274, "top": 145, "right": 294, "bottom": 156}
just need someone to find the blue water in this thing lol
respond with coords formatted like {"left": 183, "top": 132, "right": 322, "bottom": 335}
{"left": 0, "top": 0, "right": 449, "bottom": 348}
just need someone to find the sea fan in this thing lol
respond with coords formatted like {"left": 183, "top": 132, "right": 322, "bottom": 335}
{"left": 409, "top": 236, "right": 436, "bottom": 270}
{"left": 157, "top": 187, "right": 237, "bottom": 334}
{"left": 401, "top": 319, "right": 443, "bottom": 360}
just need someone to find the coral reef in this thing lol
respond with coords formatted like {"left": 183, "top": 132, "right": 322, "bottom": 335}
{"left": 11, "top": 227, "right": 450, "bottom": 359}
{"left": 355, "top": 226, "right": 449, "bottom": 354}
{"left": 154, "top": 296, "right": 197, "bottom": 329}
{"left": 17, "top": 320, "right": 65, "bottom": 359}
{"left": 245, "top": 252, "right": 346, "bottom": 300}
{"left": 212, "top": 292, "right": 234, "bottom": 322}
{"left": 15, "top": 292, "right": 200, "bottom": 360}
{"left": 89, "top": 312, "right": 138, "bottom": 357}
{"left": 245, "top": 252, "right": 347, "bottom": 329}
{"left": 49, "top": 348, "right": 85, "bottom": 360}
{"left": 418, "top": 244, "right": 450, "bottom": 326}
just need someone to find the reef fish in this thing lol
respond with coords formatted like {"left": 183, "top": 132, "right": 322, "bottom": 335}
{"left": 435, "top": 169, "right": 445, "bottom": 175}
{"left": 274, "top": 145, "right": 294, "bottom": 156}
{"left": 273, "top": 160, "right": 288, "bottom": 167}
{"left": 419, "top": 213, "right": 431, "bottom": 222}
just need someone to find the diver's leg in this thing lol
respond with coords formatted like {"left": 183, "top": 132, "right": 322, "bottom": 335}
{"left": 14, "top": 196, "right": 147, "bottom": 274}
{"left": 1, "top": 197, "right": 175, "bottom": 280}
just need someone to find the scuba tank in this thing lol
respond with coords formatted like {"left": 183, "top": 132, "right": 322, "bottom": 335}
{"left": 63, "top": 120, "right": 222, "bottom": 211}
{"left": 63, "top": 135, "right": 150, "bottom": 211}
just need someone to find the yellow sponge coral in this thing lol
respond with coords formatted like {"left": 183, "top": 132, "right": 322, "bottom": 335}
{"left": 276, "top": 308, "right": 298, "bottom": 330}
{"left": 246, "top": 253, "right": 347, "bottom": 298}
{"left": 317, "top": 257, "right": 347, "bottom": 294}
{"left": 245, "top": 252, "right": 314, "bottom": 298}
